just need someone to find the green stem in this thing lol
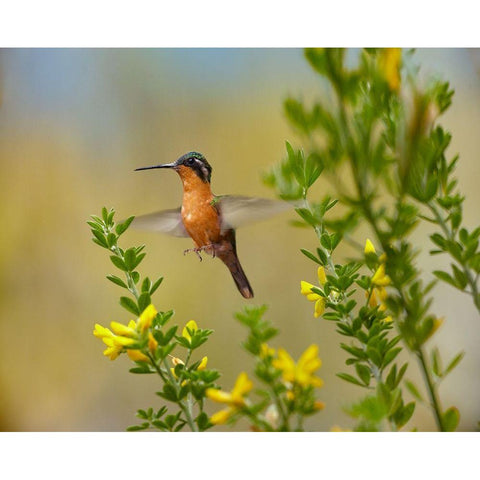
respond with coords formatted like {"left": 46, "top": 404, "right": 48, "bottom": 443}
{"left": 162, "top": 358, "right": 198, "bottom": 432}
{"left": 417, "top": 348, "right": 445, "bottom": 431}
{"left": 147, "top": 353, "right": 198, "bottom": 432}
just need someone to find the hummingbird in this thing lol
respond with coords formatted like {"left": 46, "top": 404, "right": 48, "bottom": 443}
{"left": 133, "top": 151, "right": 289, "bottom": 299}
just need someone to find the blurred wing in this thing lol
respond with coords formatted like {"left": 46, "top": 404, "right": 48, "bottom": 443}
{"left": 132, "top": 208, "right": 188, "bottom": 237}
{"left": 218, "top": 195, "right": 292, "bottom": 230}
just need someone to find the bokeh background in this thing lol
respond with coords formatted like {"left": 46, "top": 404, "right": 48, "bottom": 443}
{"left": 0, "top": 48, "right": 479, "bottom": 431}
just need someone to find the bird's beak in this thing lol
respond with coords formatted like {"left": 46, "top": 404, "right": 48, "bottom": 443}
{"left": 134, "top": 162, "right": 176, "bottom": 172}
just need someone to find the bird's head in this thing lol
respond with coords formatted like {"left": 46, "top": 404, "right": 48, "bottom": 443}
{"left": 135, "top": 151, "right": 213, "bottom": 184}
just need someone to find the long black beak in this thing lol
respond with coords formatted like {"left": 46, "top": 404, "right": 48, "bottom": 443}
{"left": 134, "top": 162, "right": 176, "bottom": 172}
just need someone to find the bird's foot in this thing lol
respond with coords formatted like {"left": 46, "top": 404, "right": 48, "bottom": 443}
{"left": 183, "top": 244, "right": 216, "bottom": 261}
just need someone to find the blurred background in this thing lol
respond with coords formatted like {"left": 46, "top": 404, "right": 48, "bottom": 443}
{"left": 0, "top": 48, "right": 479, "bottom": 431}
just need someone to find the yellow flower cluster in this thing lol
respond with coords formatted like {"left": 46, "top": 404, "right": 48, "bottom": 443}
{"left": 365, "top": 239, "right": 392, "bottom": 322}
{"left": 93, "top": 304, "right": 158, "bottom": 360}
{"left": 206, "top": 372, "right": 253, "bottom": 425}
{"left": 300, "top": 266, "right": 327, "bottom": 318}
{"left": 273, "top": 344, "right": 324, "bottom": 390}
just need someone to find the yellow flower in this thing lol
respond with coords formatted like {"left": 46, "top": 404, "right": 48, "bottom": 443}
{"left": 317, "top": 266, "right": 326, "bottom": 285}
{"left": 210, "top": 409, "right": 232, "bottom": 425}
{"left": 197, "top": 356, "right": 208, "bottom": 371}
{"left": 93, "top": 304, "right": 158, "bottom": 361}
{"left": 364, "top": 238, "right": 376, "bottom": 255}
{"left": 371, "top": 263, "right": 391, "bottom": 286}
{"left": 260, "top": 343, "right": 275, "bottom": 359}
{"left": 313, "top": 401, "right": 326, "bottom": 411}
{"left": 273, "top": 344, "right": 324, "bottom": 389}
{"left": 301, "top": 278, "right": 327, "bottom": 319}
{"left": 314, "top": 297, "right": 326, "bottom": 318}
{"left": 379, "top": 48, "right": 402, "bottom": 92}
{"left": 300, "top": 281, "right": 321, "bottom": 301}
{"left": 206, "top": 372, "right": 253, "bottom": 425}
{"left": 110, "top": 321, "right": 136, "bottom": 337}
{"left": 182, "top": 320, "right": 198, "bottom": 341}
{"left": 148, "top": 332, "right": 158, "bottom": 354}
{"left": 127, "top": 349, "right": 150, "bottom": 362}
{"left": 137, "top": 304, "right": 158, "bottom": 332}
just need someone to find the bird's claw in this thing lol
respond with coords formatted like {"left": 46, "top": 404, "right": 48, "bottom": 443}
{"left": 183, "top": 244, "right": 216, "bottom": 261}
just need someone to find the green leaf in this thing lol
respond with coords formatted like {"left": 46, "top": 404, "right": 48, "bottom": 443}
{"left": 124, "top": 248, "right": 136, "bottom": 271}
{"left": 150, "top": 277, "right": 164, "bottom": 295}
{"left": 138, "top": 292, "right": 151, "bottom": 312}
{"left": 106, "top": 274, "right": 128, "bottom": 289}
{"left": 120, "top": 296, "right": 139, "bottom": 315}
{"left": 133, "top": 253, "right": 146, "bottom": 269}
{"left": 394, "top": 402, "right": 415, "bottom": 429}
{"left": 442, "top": 407, "right": 460, "bottom": 432}
{"left": 433, "top": 270, "right": 458, "bottom": 289}
{"left": 92, "top": 230, "right": 108, "bottom": 248}
{"left": 451, "top": 264, "right": 467, "bottom": 290}
{"left": 127, "top": 423, "right": 150, "bottom": 431}
{"left": 355, "top": 363, "right": 371, "bottom": 386}
{"left": 102, "top": 206, "right": 109, "bottom": 223}
{"left": 444, "top": 351, "right": 465, "bottom": 377}
{"left": 337, "top": 372, "right": 366, "bottom": 387}
{"left": 405, "top": 380, "right": 424, "bottom": 402}
{"left": 110, "top": 255, "right": 127, "bottom": 272}
{"left": 106, "top": 232, "right": 117, "bottom": 248}
{"left": 382, "top": 347, "right": 402, "bottom": 368}
{"left": 116, "top": 216, "right": 135, "bottom": 236}
{"left": 131, "top": 271, "right": 140, "bottom": 284}
{"left": 141, "top": 277, "right": 152, "bottom": 293}
{"left": 300, "top": 248, "right": 321, "bottom": 265}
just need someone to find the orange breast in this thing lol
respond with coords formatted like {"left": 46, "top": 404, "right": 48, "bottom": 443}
{"left": 178, "top": 166, "right": 221, "bottom": 247}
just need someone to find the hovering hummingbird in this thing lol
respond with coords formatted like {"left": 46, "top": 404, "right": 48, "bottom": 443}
{"left": 133, "top": 151, "right": 289, "bottom": 299}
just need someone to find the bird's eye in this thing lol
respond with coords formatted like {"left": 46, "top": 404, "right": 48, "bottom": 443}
{"left": 185, "top": 158, "right": 195, "bottom": 166}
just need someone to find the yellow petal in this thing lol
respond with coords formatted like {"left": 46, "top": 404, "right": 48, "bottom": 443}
{"left": 314, "top": 297, "right": 326, "bottom": 318}
{"left": 206, "top": 388, "right": 233, "bottom": 404}
{"left": 273, "top": 349, "right": 296, "bottom": 383}
{"left": 383, "top": 316, "right": 393, "bottom": 323}
{"left": 137, "top": 304, "right": 158, "bottom": 332}
{"left": 376, "top": 286, "right": 388, "bottom": 301}
{"left": 317, "top": 267, "right": 327, "bottom": 285}
{"left": 148, "top": 332, "right": 158, "bottom": 354}
{"left": 313, "top": 400, "right": 326, "bottom": 411}
{"left": 93, "top": 324, "right": 113, "bottom": 339}
{"left": 231, "top": 372, "right": 253, "bottom": 399}
{"left": 364, "top": 238, "right": 376, "bottom": 255}
{"left": 197, "top": 356, "right": 208, "bottom": 371}
{"left": 210, "top": 409, "right": 232, "bottom": 425}
{"left": 298, "top": 345, "right": 322, "bottom": 375}
{"left": 127, "top": 349, "right": 150, "bottom": 362}
{"left": 182, "top": 320, "right": 198, "bottom": 340}
{"left": 260, "top": 343, "right": 275, "bottom": 359}
{"left": 103, "top": 345, "right": 122, "bottom": 360}
{"left": 112, "top": 335, "right": 136, "bottom": 347}
{"left": 128, "top": 320, "right": 137, "bottom": 329}
{"left": 371, "top": 264, "right": 391, "bottom": 286}
{"left": 110, "top": 321, "right": 136, "bottom": 337}
{"left": 379, "top": 48, "right": 402, "bottom": 91}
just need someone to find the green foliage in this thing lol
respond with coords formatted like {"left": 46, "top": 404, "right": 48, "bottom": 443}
{"left": 89, "top": 208, "right": 218, "bottom": 432}
{"left": 220, "top": 306, "right": 325, "bottom": 431}
{"left": 266, "top": 48, "right": 470, "bottom": 431}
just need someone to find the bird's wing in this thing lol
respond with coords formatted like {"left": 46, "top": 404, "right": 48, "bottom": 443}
{"left": 217, "top": 195, "right": 292, "bottom": 230}
{"left": 132, "top": 208, "right": 189, "bottom": 237}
